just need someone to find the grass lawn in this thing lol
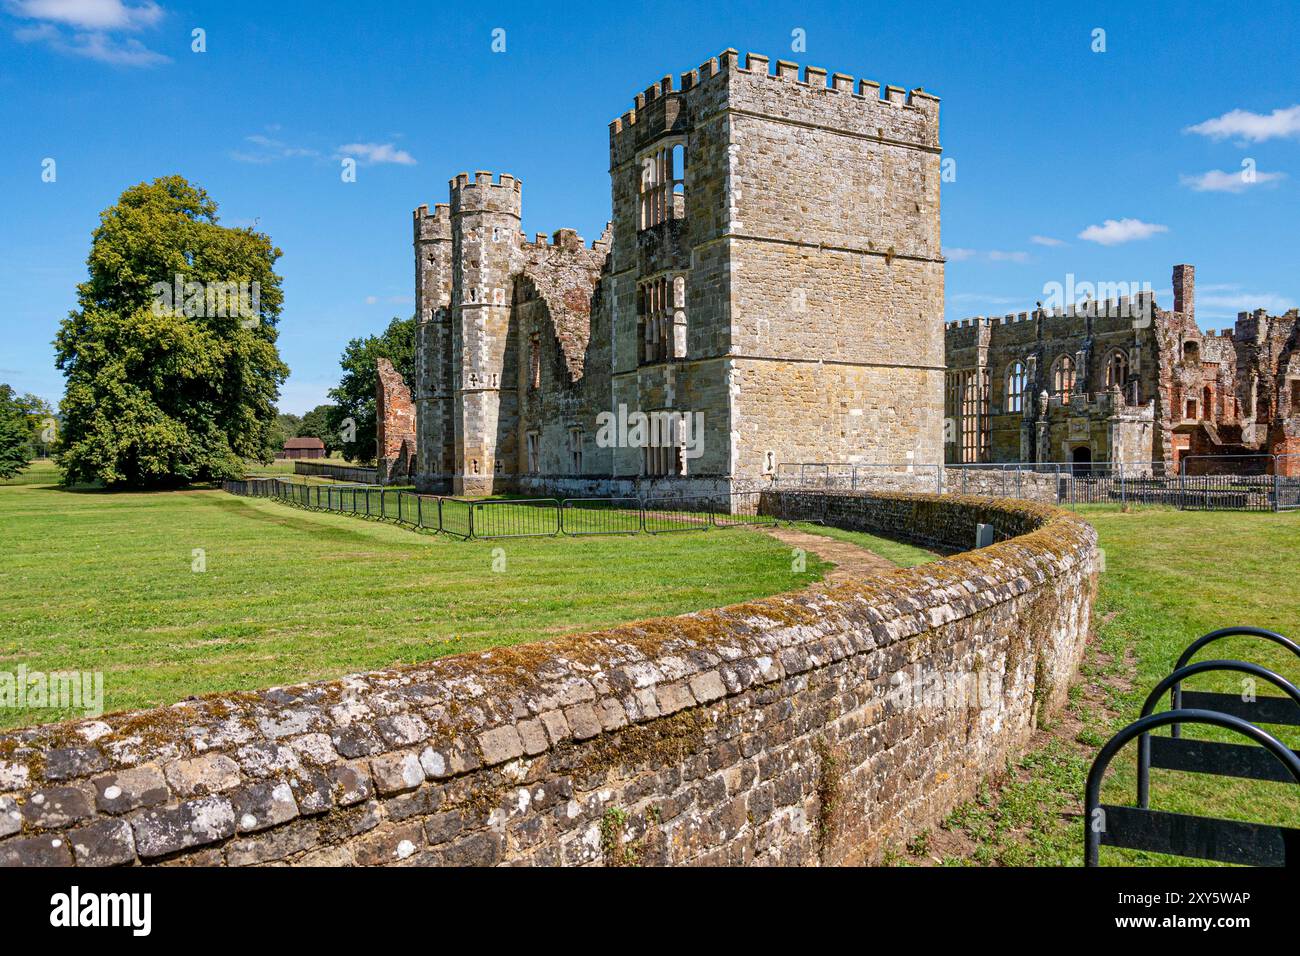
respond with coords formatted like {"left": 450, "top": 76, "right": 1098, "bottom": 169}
{"left": 0, "top": 461, "right": 830, "bottom": 728}
{"left": 789, "top": 522, "right": 941, "bottom": 568}
{"left": 932, "top": 504, "right": 1300, "bottom": 867}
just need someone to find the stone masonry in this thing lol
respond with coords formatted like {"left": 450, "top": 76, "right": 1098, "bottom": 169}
{"left": 945, "top": 264, "right": 1300, "bottom": 474}
{"left": 376, "top": 357, "right": 417, "bottom": 484}
{"left": 413, "top": 50, "right": 945, "bottom": 497}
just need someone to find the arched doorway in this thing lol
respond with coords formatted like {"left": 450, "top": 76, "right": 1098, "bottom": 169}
{"left": 1072, "top": 445, "right": 1092, "bottom": 475}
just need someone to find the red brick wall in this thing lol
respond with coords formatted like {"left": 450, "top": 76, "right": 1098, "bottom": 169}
{"left": 376, "top": 358, "right": 417, "bottom": 483}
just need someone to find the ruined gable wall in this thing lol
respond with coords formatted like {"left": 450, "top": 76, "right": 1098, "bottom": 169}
{"left": 375, "top": 358, "right": 417, "bottom": 484}
{"left": 513, "top": 229, "right": 610, "bottom": 477}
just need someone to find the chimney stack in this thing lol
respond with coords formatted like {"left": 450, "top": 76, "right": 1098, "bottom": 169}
{"left": 1172, "top": 264, "right": 1195, "bottom": 319}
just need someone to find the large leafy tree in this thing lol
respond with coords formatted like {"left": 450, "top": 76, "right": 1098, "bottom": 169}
{"left": 328, "top": 317, "right": 414, "bottom": 463}
{"left": 54, "top": 176, "right": 288, "bottom": 487}
{"left": 0, "top": 385, "right": 32, "bottom": 480}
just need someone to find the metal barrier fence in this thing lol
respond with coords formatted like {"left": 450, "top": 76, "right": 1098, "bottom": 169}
{"left": 221, "top": 480, "right": 783, "bottom": 540}
{"left": 774, "top": 462, "right": 944, "bottom": 494}
{"left": 291, "top": 460, "right": 378, "bottom": 484}
{"left": 777, "top": 458, "right": 1300, "bottom": 512}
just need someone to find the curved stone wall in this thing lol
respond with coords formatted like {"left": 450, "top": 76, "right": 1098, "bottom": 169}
{"left": 0, "top": 492, "right": 1098, "bottom": 867}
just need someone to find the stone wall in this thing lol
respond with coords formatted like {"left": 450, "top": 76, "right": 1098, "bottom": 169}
{"left": 376, "top": 358, "right": 417, "bottom": 485}
{"left": 0, "top": 492, "right": 1097, "bottom": 867}
{"left": 942, "top": 468, "right": 1058, "bottom": 505}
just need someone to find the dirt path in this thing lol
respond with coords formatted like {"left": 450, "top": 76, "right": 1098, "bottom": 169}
{"left": 761, "top": 525, "right": 898, "bottom": 582}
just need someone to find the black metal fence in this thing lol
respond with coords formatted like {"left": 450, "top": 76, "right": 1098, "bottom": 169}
{"left": 291, "top": 460, "right": 378, "bottom": 483}
{"left": 222, "top": 478, "right": 778, "bottom": 540}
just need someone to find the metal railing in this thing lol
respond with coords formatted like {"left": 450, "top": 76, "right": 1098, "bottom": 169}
{"left": 292, "top": 460, "right": 378, "bottom": 484}
{"left": 222, "top": 481, "right": 785, "bottom": 541}
{"left": 776, "top": 457, "right": 1300, "bottom": 512}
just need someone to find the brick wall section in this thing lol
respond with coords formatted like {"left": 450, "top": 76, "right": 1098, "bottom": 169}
{"left": 0, "top": 492, "right": 1097, "bottom": 867}
{"left": 376, "top": 358, "right": 417, "bottom": 484}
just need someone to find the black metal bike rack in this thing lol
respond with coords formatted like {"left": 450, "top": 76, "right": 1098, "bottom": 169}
{"left": 1137, "top": 659, "right": 1300, "bottom": 806}
{"left": 1085, "top": 709, "right": 1300, "bottom": 866}
{"left": 1085, "top": 625, "right": 1300, "bottom": 866}
{"left": 1168, "top": 627, "right": 1300, "bottom": 736}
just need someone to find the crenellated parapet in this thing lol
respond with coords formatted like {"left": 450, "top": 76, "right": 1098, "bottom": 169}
{"left": 413, "top": 202, "right": 452, "bottom": 242}
{"left": 609, "top": 48, "right": 939, "bottom": 164}
{"left": 449, "top": 171, "right": 523, "bottom": 219}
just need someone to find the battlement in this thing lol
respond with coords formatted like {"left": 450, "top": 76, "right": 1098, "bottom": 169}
{"left": 521, "top": 223, "right": 613, "bottom": 255}
{"left": 944, "top": 292, "right": 1159, "bottom": 334}
{"left": 609, "top": 48, "right": 937, "bottom": 138}
{"left": 413, "top": 202, "right": 452, "bottom": 242}
{"left": 449, "top": 170, "right": 523, "bottom": 217}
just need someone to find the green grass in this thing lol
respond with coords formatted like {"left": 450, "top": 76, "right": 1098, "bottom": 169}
{"left": 789, "top": 522, "right": 942, "bottom": 567}
{"left": 940, "top": 506, "right": 1300, "bottom": 867}
{"left": 0, "top": 464, "right": 832, "bottom": 728}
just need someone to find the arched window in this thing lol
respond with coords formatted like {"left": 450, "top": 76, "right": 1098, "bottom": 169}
{"left": 1183, "top": 340, "right": 1199, "bottom": 364}
{"left": 1052, "top": 355, "right": 1075, "bottom": 401}
{"left": 1105, "top": 350, "right": 1129, "bottom": 389}
{"left": 1006, "top": 361, "right": 1027, "bottom": 413}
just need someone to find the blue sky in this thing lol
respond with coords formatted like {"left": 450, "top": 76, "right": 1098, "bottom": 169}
{"left": 1, "top": 0, "right": 1297, "bottom": 413}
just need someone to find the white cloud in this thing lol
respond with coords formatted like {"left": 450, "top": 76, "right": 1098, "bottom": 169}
{"left": 1184, "top": 104, "right": 1300, "bottom": 143}
{"left": 7, "top": 0, "right": 167, "bottom": 66}
{"left": 1179, "top": 168, "right": 1286, "bottom": 193}
{"left": 230, "top": 133, "right": 319, "bottom": 164}
{"left": 1077, "top": 218, "right": 1169, "bottom": 246}
{"left": 1030, "top": 235, "right": 1065, "bottom": 247}
{"left": 7, "top": 0, "right": 161, "bottom": 29}
{"left": 336, "top": 142, "right": 417, "bottom": 166}
{"left": 1197, "top": 291, "right": 1294, "bottom": 318}
{"left": 949, "top": 293, "right": 1020, "bottom": 306}
{"left": 365, "top": 294, "right": 412, "bottom": 306}
{"left": 945, "top": 247, "right": 1029, "bottom": 263}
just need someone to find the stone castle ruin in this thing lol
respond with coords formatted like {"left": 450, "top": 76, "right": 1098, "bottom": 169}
{"left": 409, "top": 50, "right": 946, "bottom": 496}
{"left": 945, "top": 265, "right": 1300, "bottom": 475}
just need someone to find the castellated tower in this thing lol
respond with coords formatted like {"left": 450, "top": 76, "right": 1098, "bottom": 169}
{"left": 449, "top": 172, "right": 523, "bottom": 495}
{"left": 607, "top": 50, "right": 945, "bottom": 484}
{"left": 413, "top": 202, "right": 453, "bottom": 491}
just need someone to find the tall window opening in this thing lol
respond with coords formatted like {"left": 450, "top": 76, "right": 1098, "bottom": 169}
{"left": 643, "top": 412, "right": 684, "bottom": 476}
{"left": 526, "top": 432, "right": 540, "bottom": 474}
{"left": 1105, "top": 350, "right": 1129, "bottom": 389}
{"left": 568, "top": 428, "right": 583, "bottom": 474}
{"left": 637, "top": 275, "right": 685, "bottom": 364}
{"left": 1006, "top": 361, "right": 1027, "bottom": 414}
{"left": 1052, "top": 355, "right": 1075, "bottom": 401}
{"left": 638, "top": 142, "right": 685, "bottom": 230}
